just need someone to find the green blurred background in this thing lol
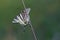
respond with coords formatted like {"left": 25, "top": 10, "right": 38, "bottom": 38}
{"left": 0, "top": 0, "right": 60, "bottom": 40}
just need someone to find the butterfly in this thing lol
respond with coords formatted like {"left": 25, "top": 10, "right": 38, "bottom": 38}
{"left": 12, "top": 8, "right": 31, "bottom": 31}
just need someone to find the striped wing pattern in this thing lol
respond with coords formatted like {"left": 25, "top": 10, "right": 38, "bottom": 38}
{"left": 12, "top": 8, "right": 31, "bottom": 25}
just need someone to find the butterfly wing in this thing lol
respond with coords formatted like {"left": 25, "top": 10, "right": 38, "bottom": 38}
{"left": 25, "top": 8, "right": 31, "bottom": 14}
{"left": 12, "top": 14, "right": 26, "bottom": 25}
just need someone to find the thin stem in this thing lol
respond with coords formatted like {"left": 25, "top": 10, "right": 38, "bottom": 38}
{"left": 22, "top": 0, "right": 26, "bottom": 9}
{"left": 29, "top": 23, "right": 38, "bottom": 40}
{"left": 21, "top": 0, "right": 37, "bottom": 39}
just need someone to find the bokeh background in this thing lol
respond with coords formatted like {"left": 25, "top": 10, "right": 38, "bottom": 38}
{"left": 0, "top": 0, "right": 60, "bottom": 40}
